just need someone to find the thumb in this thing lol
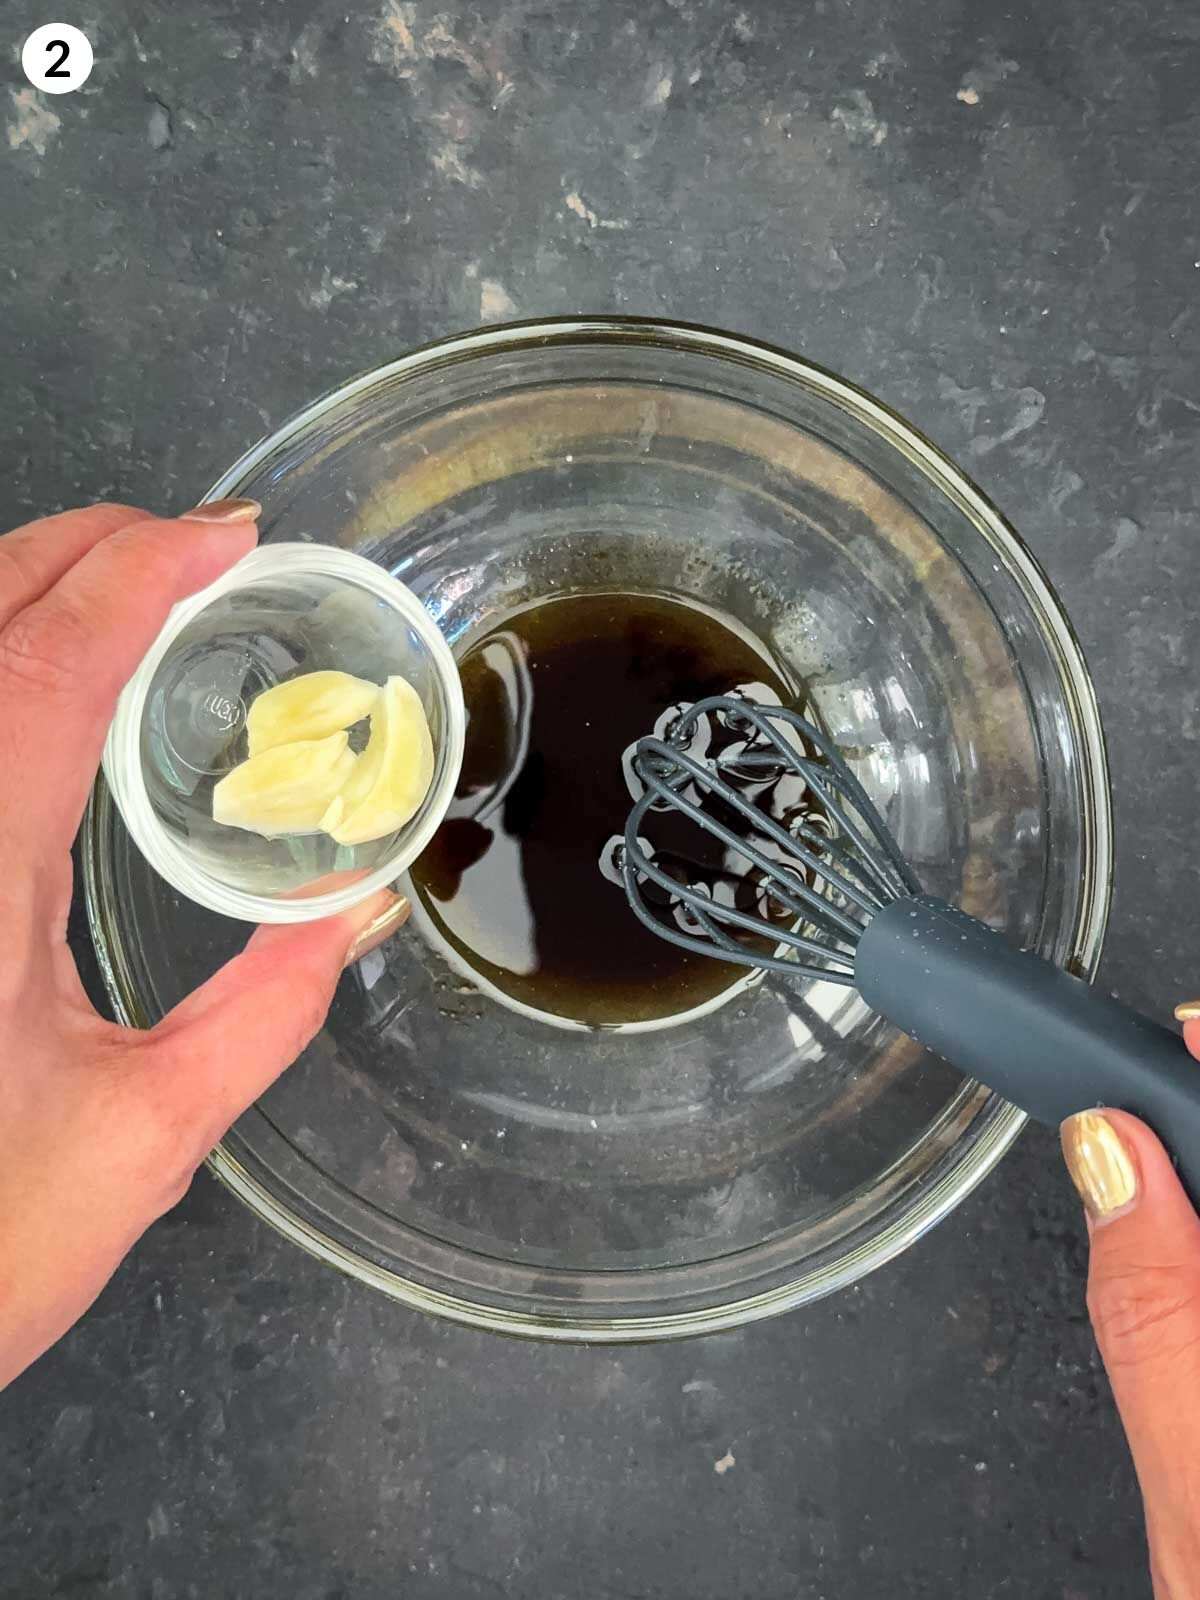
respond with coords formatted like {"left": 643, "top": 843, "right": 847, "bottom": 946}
{"left": 1062, "top": 1106, "right": 1200, "bottom": 1590}
{"left": 145, "top": 889, "right": 410, "bottom": 1157}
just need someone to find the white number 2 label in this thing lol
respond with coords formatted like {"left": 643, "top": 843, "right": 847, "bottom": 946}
{"left": 22, "top": 24, "right": 94, "bottom": 94}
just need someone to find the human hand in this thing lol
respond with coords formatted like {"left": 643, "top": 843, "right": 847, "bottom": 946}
{"left": 0, "top": 503, "right": 409, "bottom": 1391}
{"left": 1062, "top": 1007, "right": 1200, "bottom": 1598}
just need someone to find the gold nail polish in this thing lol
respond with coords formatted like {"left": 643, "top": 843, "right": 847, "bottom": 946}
{"left": 1061, "top": 1110, "right": 1138, "bottom": 1221}
{"left": 343, "top": 895, "right": 411, "bottom": 967}
{"left": 1175, "top": 1000, "right": 1200, "bottom": 1022}
{"left": 180, "top": 497, "right": 262, "bottom": 524}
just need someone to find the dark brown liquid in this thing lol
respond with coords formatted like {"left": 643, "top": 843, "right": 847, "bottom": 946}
{"left": 410, "top": 592, "right": 795, "bottom": 1026}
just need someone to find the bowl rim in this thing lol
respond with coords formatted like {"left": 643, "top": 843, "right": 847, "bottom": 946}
{"left": 100, "top": 542, "right": 466, "bottom": 924}
{"left": 84, "top": 315, "right": 1113, "bottom": 1340}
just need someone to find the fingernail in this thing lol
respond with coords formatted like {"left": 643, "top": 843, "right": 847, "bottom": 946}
{"left": 1175, "top": 1000, "right": 1200, "bottom": 1022}
{"left": 1061, "top": 1110, "right": 1139, "bottom": 1223}
{"left": 343, "top": 893, "right": 411, "bottom": 967}
{"left": 180, "top": 497, "right": 262, "bottom": 525}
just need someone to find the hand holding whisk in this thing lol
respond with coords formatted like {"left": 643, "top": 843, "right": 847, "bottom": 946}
{"left": 620, "top": 695, "right": 1200, "bottom": 1204}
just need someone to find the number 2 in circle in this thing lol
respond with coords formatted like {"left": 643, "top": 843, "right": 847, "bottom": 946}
{"left": 44, "top": 39, "right": 71, "bottom": 79}
{"left": 21, "top": 24, "right": 94, "bottom": 93}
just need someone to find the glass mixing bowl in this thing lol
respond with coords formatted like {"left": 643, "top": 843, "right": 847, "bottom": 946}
{"left": 84, "top": 319, "right": 1111, "bottom": 1340}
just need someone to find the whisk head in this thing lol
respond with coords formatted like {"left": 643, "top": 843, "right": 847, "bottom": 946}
{"left": 619, "top": 695, "right": 922, "bottom": 984}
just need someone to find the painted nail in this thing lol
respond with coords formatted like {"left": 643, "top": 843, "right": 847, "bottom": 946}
{"left": 343, "top": 894, "right": 412, "bottom": 968}
{"left": 180, "top": 497, "right": 262, "bottom": 524}
{"left": 1175, "top": 1000, "right": 1200, "bottom": 1022}
{"left": 1061, "top": 1110, "right": 1138, "bottom": 1223}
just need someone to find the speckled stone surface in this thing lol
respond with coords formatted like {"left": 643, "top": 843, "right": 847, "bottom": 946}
{"left": 4, "top": 0, "right": 1197, "bottom": 1593}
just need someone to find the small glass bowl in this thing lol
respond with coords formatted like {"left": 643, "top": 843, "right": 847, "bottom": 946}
{"left": 102, "top": 543, "right": 465, "bottom": 923}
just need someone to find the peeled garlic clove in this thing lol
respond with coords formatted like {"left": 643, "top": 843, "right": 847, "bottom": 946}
{"left": 245, "top": 670, "right": 379, "bottom": 757}
{"left": 213, "top": 731, "right": 357, "bottom": 838}
{"left": 321, "top": 794, "right": 346, "bottom": 835}
{"left": 321, "top": 675, "right": 434, "bottom": 846}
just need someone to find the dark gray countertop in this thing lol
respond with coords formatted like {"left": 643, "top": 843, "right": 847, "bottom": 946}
{"left": 4, "top": 0, "right": 1196, "bottom": 1593}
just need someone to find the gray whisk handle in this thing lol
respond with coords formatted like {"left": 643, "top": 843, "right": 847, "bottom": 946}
{"left": 856, "top": 895, "right": 1200, "bottom": 1205}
